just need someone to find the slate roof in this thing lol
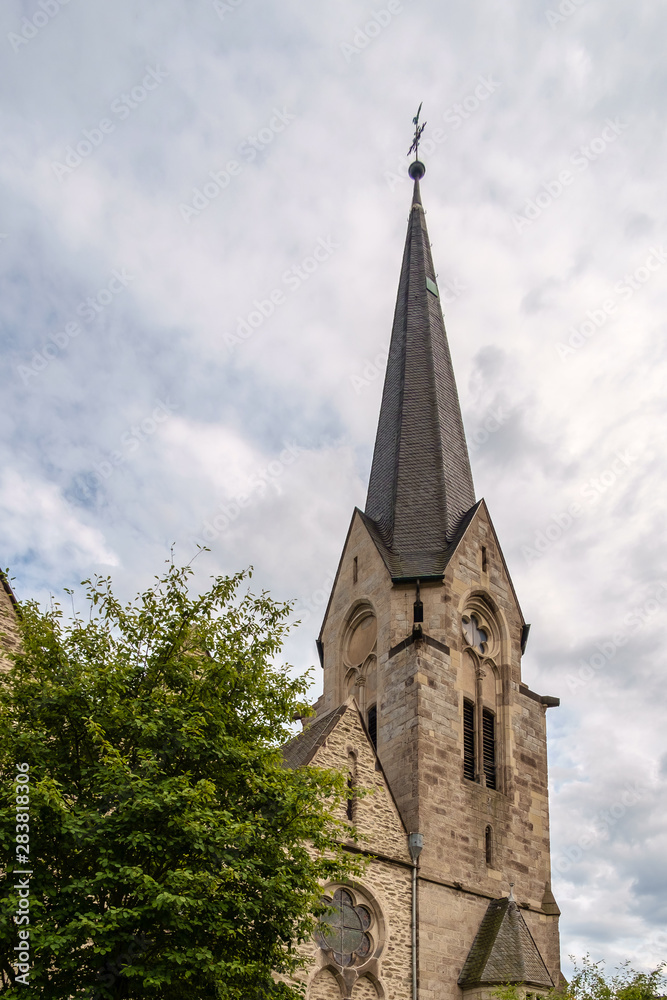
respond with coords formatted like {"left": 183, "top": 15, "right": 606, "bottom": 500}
{"left": 358, "top": 501, "right": 482, "bottom": 581}
{"left": 364, "top": 176, "right": 476, "bottom": 580}
{"left": 458, "top": 896, "right": 554, "bottom": 990}
{"left": 282, "top": 705, "right": 348, "bottom": 769}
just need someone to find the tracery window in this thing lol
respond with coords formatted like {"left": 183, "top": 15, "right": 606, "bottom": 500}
{"left": 316, "top": 889, "right": 373, "bottom": 967}
{"left": 343, "top": 605, "right": 377, "bottom": 719}
{"left": 461, "top": 604, "right": 501, "bottom": 791}
{"left": 462, "top": 614, "right": 488, "bottom": 654}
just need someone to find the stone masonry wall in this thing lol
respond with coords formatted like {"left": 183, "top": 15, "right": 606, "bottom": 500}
{"left": 293, "top": 704, "right": 413, "bottom": 999}
{"left": 0, "top": 577, "right": 20, "bottom": 672}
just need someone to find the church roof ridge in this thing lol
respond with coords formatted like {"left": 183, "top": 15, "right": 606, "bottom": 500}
{"left": 364, "top": 169, "right": 476, "bottom": 577}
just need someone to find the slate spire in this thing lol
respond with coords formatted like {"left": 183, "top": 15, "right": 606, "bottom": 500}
{"left": 364, "top": 162, "right": 476, "bottom": 577}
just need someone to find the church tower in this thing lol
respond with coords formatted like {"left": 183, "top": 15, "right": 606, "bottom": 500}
{"left": 304, "top": 157, "right": 562, "bottom": 997}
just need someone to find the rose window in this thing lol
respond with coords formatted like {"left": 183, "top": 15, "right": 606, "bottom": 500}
{"left": 316, "top": 889, "right": 372, "bottom": 967}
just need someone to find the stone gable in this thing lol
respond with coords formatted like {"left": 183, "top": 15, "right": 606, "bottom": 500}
{"left": 309, "top": 701, "right": 410, "bottom": 864}
{"left": 0, "top": 574, "right": 20, "bottom": 672}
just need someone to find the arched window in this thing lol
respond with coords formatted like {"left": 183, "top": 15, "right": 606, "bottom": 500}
{"left": 342, "top": 605, "right": 377, "bottom": 714}
{"left": 461, "top": 605, "right": 502, "bottom": 792}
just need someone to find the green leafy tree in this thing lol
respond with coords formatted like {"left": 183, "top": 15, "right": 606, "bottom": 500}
{"left": 0, "top": 562, "right": 362, "bottom": 998}
{"left": 493, "top": 955, "right": 666, "bottom": 1000}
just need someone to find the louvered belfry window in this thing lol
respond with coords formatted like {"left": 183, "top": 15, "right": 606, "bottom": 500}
{"left": 463, "top": 700, "right": 475, "bottom": 781}
{"left": 482, "top": 709, "right": 496, "bottom": 789}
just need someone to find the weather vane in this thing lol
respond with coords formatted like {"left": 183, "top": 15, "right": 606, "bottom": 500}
{"left": 407, "top": 103, "right": 427, "bottom": 160}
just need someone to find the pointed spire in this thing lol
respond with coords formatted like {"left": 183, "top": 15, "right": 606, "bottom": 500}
{"left": 364, "top": 162, "right": 475, "bottom": 578}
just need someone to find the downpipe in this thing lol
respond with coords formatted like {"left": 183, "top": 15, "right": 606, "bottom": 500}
{"left": 408, "top": 833, "right": 424, "bottom": 1000}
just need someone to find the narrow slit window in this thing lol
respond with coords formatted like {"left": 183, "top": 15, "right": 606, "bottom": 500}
{"left": 367, "top": 704, "right": 377, "bottom": 750}
{"left": 482, "top": 709, "right": 496, "bottom": 790}
{"left": 347, "top": 752, "right": 357, "bottom": 823}
{"left": 353, "top": 556, "right": 358, "bottom": 584}
{"left": 485, "top": 825, "right": 493, "bottom": 866}
{"left": 463, "top": 700, "right": 475, "bottom": 781}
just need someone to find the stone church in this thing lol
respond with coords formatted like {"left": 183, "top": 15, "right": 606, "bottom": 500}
{"left": 282, "top": 158, "right": 563, "bottom": 1000}
{"left": 0, "top": 156, "right": 564, "bottom": 1000}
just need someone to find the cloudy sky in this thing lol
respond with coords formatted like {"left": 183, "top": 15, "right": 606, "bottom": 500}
{"left": 1, "top": 0, "right": 666, "bottom": 975}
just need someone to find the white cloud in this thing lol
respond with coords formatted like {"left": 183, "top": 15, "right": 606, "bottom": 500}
{"left": 0, "top": 469, "right": 118, "bottom": 571}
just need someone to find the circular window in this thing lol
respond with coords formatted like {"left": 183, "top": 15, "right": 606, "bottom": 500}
{"left": 344, "top": 610, "right": 377, "bottom": 668}
{"left": 316, "top": 889, "right": 374, "bottom": 967}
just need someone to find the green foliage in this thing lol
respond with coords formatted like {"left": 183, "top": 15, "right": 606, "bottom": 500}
{"left": 0, "top": 562, "right": 362, "bottom": 998}
{"left": 493, "top": 955, "right": 667, "bottom": 1000}
{"left": 562, "top": 957, "right": 666, "bottom": 1000}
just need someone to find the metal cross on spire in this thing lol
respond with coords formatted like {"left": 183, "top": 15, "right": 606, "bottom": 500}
{"left": 407, "top": 102, "right": 427, "bottom": 159}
